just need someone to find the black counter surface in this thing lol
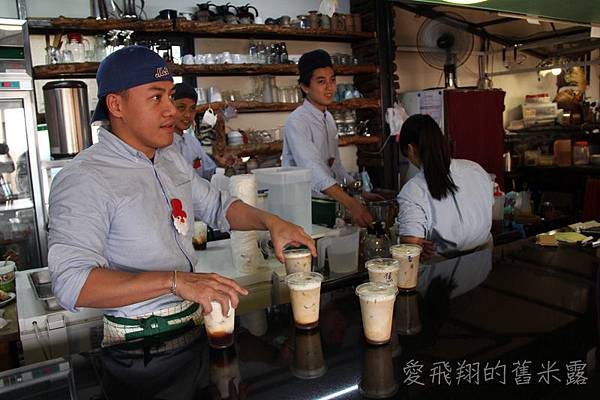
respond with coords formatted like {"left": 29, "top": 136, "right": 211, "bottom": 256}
{"left": 9, "top": 238, "right": 600, "bottom": 399}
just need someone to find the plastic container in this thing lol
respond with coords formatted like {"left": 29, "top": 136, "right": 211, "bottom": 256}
{"left": 252, "top": 167, "right": 312, "bottom": 234}
{"left": 573, "top": 141, "right": 590, "bottom": 165}
{"left": 317, "top": 227, "right": 360, "bottom": 275}
{"left": 553, "top": 139, "right": 572, "bottom": 167}
{"left": 522, "top": 102, "right": 558, "bottom": 126}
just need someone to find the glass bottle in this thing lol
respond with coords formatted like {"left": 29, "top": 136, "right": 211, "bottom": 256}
{"left": 256, "top": 41, "right": 266, "bottom": 64}
{"left": 248, "top": 39, "right": 257, "bottom": 63}
{"left": 363, "top": 221, "right": 391, "bottom": 260}
{"left": 280, "top": 42, "right": 288, "bottom": 64}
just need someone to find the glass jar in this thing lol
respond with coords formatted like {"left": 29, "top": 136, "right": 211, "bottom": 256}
{"left": 573, "top": 141, "right": 590, "bottom": 165}
{"left": 363, "top": 222, "right": 391, "bottom": 260}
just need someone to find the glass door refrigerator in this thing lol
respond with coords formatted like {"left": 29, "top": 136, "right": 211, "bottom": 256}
{"left": 0, "top": 19, "right": 44, "bottom": 269}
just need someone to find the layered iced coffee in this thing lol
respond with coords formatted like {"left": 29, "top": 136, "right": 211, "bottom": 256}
{"left": 389, "top": 244, "right": 422, "bottom": 291}
{"left": 366, "top": 258, "right": 400, "bottom": 286}
{"left": 204, "top": 301, "right": 235, "bottom": 348}
{"left": 356, "top": 282, "right": 398, "bottom": 345}
{"left": 286, "top": 272, "right": 323, "bottom": 329}
{"left": 283, "top": 248, "right": 313, "bottom": 275}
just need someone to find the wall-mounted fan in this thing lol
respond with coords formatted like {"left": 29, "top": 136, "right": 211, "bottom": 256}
{"left": 416, "top": 13, "right": 474, "bottom": 88}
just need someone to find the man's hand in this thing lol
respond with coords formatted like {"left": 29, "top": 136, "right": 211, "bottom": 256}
{"left": 401, "top": 236, "right": 436, "bottom": 258}
{"left": 348, "top": 199, "right": 373, "bottom": 228}
{"left": 266, "top": 216, "right": 316, "bottom": 263}
{"left": 176, "top": 272, "right": 248, "bottom": 316}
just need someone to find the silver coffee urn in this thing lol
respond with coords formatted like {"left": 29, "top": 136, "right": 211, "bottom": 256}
{"left": 42, "top": 80, "right": 93, "bottom": 158}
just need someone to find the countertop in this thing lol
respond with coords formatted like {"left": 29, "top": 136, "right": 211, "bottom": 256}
{"left": 4, "top": 235, "right": 598, "bottom": 399}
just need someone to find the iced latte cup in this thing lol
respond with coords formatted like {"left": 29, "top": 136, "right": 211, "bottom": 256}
{"left": 356, "top": 282, "right": 398, "bottom": 345}
{"left": 286, "top": 272, "right": 324, "bottom": 329}
{"left": 204, "top": 301, "right": 235, "bottom": 348}
{"left": 366, "top": 258, "right": 400, "bottom": 286}
{"left": 283, "top": 248, "right": 313, "bottom": 275}
{"left": 389, "top": 244, "right": 422, "bottom": 291}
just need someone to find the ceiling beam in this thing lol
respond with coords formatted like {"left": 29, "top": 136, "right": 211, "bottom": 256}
{"left": 474, "top": 17, "right": 516, "bottom": 28}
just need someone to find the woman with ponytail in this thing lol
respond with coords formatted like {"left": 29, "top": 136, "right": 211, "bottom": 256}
{"left": 396, "top": 114, "right": 493, "bottom": 257}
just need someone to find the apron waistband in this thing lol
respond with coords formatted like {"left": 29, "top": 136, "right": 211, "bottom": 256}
{"left": 103, "top": 302, "right": 202, "bottom": 344}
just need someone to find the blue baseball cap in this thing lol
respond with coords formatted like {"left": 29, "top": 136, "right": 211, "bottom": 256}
{"left": 91, "top": 45, "right": 173, "bottom": 122}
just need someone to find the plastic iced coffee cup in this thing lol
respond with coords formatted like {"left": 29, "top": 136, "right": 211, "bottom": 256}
{"left": 283, "top": 248, "right": 313, "bottom": 275}
{"left": 389, "top": 244, "right": 422, "bottom": 291}
{"left": 366, "top": 258, "right": 400, "bottom": 286}
{"left": 204, "top": 300, "right": 235, "bottom": 348}
{"left": 356, "top": 282, "right": 398, "bottom": 345}
{"left": 286, "top": 272, "right": 323, "bottom": 330}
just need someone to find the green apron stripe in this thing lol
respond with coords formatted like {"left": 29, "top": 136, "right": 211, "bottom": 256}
{"left": 104, "top": 303, "right": 200, "bottom": 326}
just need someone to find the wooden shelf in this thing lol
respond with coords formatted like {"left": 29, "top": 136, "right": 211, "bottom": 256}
{"left": 179, "top": 63, "right": 377, "bottom": 76}
{"left": 338, "top": 135, "right": 381, "bottom": 146}
{"left": 225, "top": 135, "right": 381, "bottom": 157}
{"left": 27, "top": 17, "right": 173, "bottom": 33}
{"left": 33, "top": 62, "right": 377, "bottom": 79}
{"left": 174, "top": 20, "right": 375, "bottom": 41}
{"left": 33, "top": 62, "right": 100, "bottom": 79}
{"left": 196, "top": 98, "right": 380, "bottom": 113}
{"left": 27, "top": 18, "right": 375, "bottom": 42}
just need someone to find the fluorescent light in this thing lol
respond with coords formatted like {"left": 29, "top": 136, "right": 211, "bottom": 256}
{"left": 443, "top": 0, "right": 488, "bottom": 4}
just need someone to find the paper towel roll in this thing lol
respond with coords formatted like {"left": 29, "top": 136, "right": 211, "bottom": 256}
{"left": 229, "top": 174, "right": 263, "bottom": 273}
{"left": 229, "top": 174, "right": 257, "bottom": 207}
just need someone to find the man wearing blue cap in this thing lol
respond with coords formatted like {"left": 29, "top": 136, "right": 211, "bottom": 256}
{"left": 48, "top": 46, "right": 315, "bottom": 345}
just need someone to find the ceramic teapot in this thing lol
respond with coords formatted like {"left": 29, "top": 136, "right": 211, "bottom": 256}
{"left": 237, "top": 4, "right": 258, "bottom": 24}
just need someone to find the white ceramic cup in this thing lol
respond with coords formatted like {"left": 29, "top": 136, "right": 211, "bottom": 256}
{"left": 202, "top": 107, "right": 218, "bottom": 127}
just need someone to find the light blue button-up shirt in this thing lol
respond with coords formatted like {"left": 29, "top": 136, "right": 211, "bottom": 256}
{"left": 48, "top": 127, "right": 236, "bottom": 317}
{"left": 397, "top": 159, "right": 493, "bottom": 255}
{"left": 172, "top": 129, "right": 217, "bottom": 180}
{"left": 282, "top": 100, "right": 354, "bottom": 193}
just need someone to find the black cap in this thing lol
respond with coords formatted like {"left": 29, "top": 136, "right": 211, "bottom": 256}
{"left": 173, "top": 82, "right": 198, "bottom": 103}
{"left": 298, "top": 49, "right": 333, "bottom": 85}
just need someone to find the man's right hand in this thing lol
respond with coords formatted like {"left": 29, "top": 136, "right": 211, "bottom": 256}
{"left": 349, "top": 199, "right": 373, "bottom": 228}
{"left": 176, "top": 272, "right": 248, "bottom": 316}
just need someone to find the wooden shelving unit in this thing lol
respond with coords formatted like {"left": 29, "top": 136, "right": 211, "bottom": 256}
{"left": 225, "top": 135, "right": 381, "bottom": 157}
{"left": 27, "top": 14, "right": 384, "bottom": 161}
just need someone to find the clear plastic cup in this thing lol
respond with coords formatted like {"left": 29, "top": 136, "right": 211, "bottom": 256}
{"left": 283, "top": 248, "right": 312, "bottom": 275}
{"left": 356, "top": 282, "right": 398, "bottom": 345}
{"left": 204, "top": 301, "right": 235, "bottom": 349}
{"left": 389, "top": 244, "right": 422, "bottom": 291}
{"left": 366, "top": 258, "right": 400, "bottom": 286}
{"left": 286, "top": 272, "right": 323, "bottom": 329}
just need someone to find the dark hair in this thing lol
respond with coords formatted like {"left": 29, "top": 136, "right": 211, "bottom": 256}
{"left": 399, "top": 114, "right": 457, "bottom": 200}
{"left": 297, "top": 49, "right": 333, "bottom": 86}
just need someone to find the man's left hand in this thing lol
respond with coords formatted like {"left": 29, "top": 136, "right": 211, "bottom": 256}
{"left": 267, "top": 216, "right": 316, "bottom": 263}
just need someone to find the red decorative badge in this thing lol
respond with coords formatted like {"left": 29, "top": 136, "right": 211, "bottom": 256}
{"left": 171, "top": 198, "right": 189, "bottom": 235}
{"left": 193, "top": 158, "right": 202, "bottom": 169}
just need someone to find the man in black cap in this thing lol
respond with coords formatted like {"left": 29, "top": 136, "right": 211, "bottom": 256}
{"left": 281, "top": 49, "right": 373, "bottom": 227}
{"left": 48, "top": 46, "right": 315, "bottom": 345}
